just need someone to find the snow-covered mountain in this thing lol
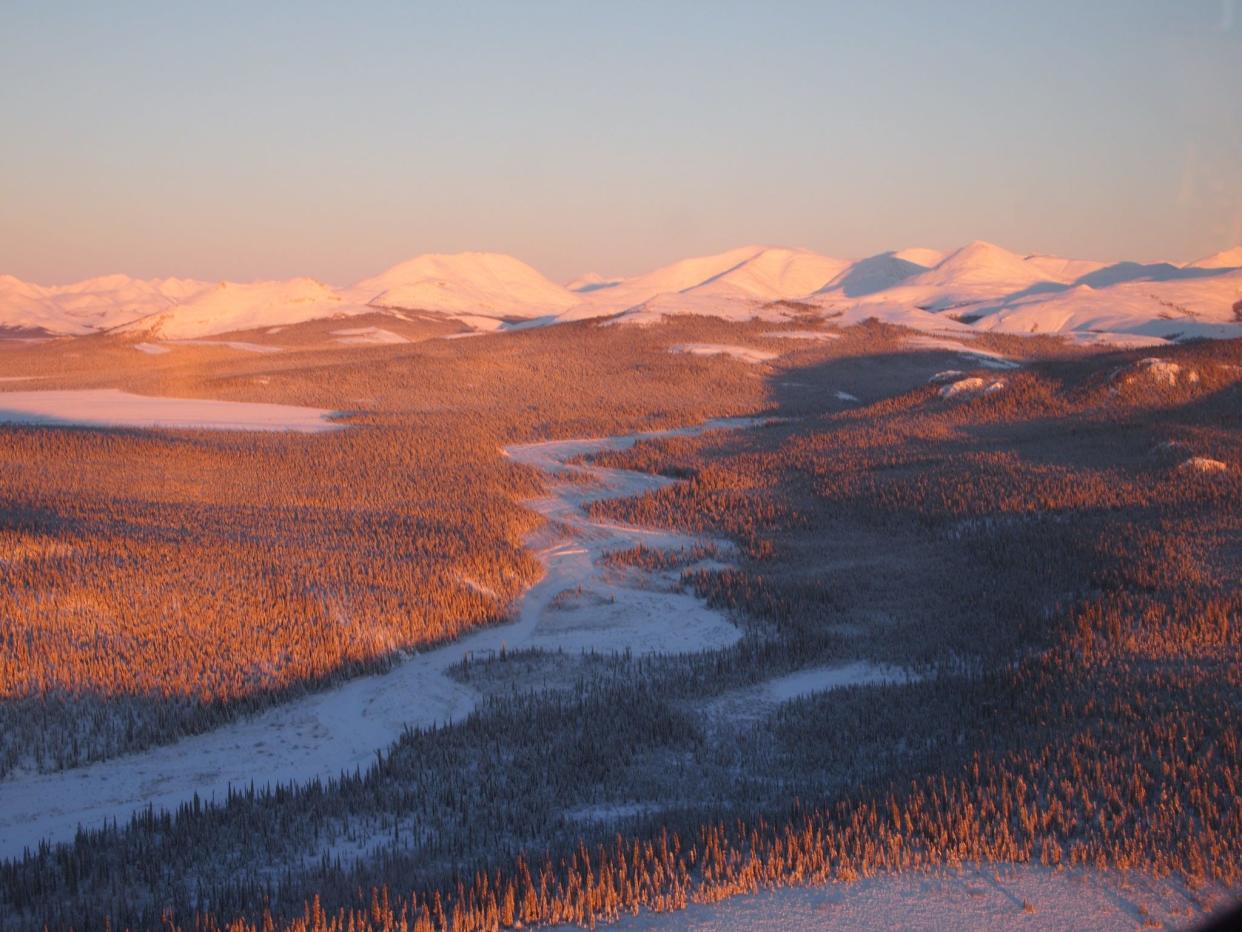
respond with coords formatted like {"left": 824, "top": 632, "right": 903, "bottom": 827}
{"left": 0, "top": 252, "right": 578, "bottom": 340}
{"left": 0, "top": 274, "right": 208, "bottom": 335}
{"left": 557, "top": 246, "right": 851, "bottom": 323}
{"left": 2, "top": 241, "right": 1239, "bottom": 346}
{"left": 1187, "top": 247, "right": 1242, "bottom": 270}
{"left": 118, "top": 278, "right": 353, "bottom": 340}
{"left": 868, "top": 241, "right": 1062, "bottom": 311}
{"left": 804, "top": 241, "right": 1242, "bottom": 344}
{"left": 966, "top": 269, "right": 1242, "bottom": 341}
{"left": 347, "top": 252, "right": 577, "bottom": 323}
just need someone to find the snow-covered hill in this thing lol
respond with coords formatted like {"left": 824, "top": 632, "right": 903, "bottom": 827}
{"left": 120, "top": 278, "right": 355, "bottom": 340}
{"left": 868, "top": 240, "right": 1063, "bottom": 311}
{"left": 805, "top": 241, "right": 1242, "bottom": 344}
{"left": 558, "top": 246, "right": 850, "bottom": 324}
{"left": 347, "top": 252, "right": 577, "bottom": 322}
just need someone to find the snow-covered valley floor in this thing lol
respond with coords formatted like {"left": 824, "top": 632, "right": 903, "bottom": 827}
{"left": 0, "top": 417, "right": 765, "bottom": 860}
{"left": 613, "top": 864, "right": 1233, "bottom": 931}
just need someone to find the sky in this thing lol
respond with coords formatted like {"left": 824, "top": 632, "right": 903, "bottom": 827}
{"left": 1, "top": 0, "right": 1239, "bottom": 285}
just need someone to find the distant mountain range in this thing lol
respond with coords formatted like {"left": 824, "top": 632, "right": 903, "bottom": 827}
{"left": 3, "top": 242, "right": 1240, "bottom": 346}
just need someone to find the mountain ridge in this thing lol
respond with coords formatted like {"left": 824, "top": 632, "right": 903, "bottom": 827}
{"left": 3, "top": 242, "right": 1240, "bottom": 345}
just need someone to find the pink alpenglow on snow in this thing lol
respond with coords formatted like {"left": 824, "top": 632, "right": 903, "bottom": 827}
{"left": 0, "top": 389, "right": 342, "bottom": 432}
{"left": 2, "top": 242, "right": 1240, "bottom": 346}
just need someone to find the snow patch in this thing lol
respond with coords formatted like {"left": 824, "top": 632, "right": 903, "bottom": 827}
{"left": 761, "top": 330, "right": 840, "bottom": 341}
{"left": 905, "top": 335, "right": 1019, "bottom": 369}
{"left": 166, "top": 339, "right": 283, "bottom": 354}
{"left": 939, "top": 377, "right": 986, "bottom": 398}
{"left": 1064, "top": 331, "right": 1170, "bottom": 349}
{"left": 0, "top": 389, "right": 340, "bottom": 432}
{"left": 939, "top": 377, "right": 1006, "bottom": 399}
{"left": 1179, "top": 456, "right": 1228, "bottom": 474}
{"left": 699, "top": 663, "right": 912, "bottom": 739}
{"left": 757, "top": 662, "right": 907, "bottom": 704}
{"left": 670, "top": 343, "right": 778, "bottom": 363}
{"left": 331, "top": 327, "right": 409, "bottom": 345}
{"left": 1115, "top": 358, "right": 1199, "bottom": 387}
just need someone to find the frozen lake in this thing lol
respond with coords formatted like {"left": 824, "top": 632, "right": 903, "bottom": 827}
{"left": 0, "top": 388, "right": 341, "bottom": 432}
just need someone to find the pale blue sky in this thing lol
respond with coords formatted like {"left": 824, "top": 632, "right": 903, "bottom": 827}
{"left": 1, "top": 0, "right": 1239, "bottom": 284}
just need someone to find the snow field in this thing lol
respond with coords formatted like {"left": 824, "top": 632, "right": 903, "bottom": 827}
{"left": 669, "top": 343, "right": 779, "bottom": 364}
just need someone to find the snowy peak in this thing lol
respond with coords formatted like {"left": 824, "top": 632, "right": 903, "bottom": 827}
{"left": 818, "top": 251, "right": 933, "bottom": 298}
{"left": 1188, "top": 246, "right": 1242, "bottom": 270}
{"left": 863, "top": 240, "right": 1064, "bottom": 311}
{"left": 647, "top": 245, "right": 849, "bottom": 300}
{"left": 349, "top": 252, "right": 577, "bottom": 320}
{"left": 922, "top": 240, "right": 1042, "bottom": 286}
{"left": 697, "top": 246, "right": 851, "bottom": 300}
